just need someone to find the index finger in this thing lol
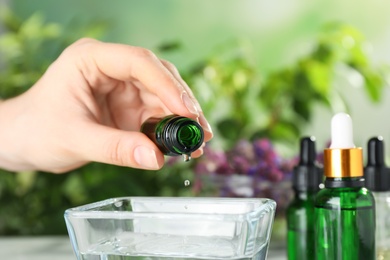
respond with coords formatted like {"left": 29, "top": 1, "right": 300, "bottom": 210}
{"left": 67, "top": 38, "right": 200, "bottom": 119}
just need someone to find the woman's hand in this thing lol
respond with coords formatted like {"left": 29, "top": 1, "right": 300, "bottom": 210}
{"left": 0, "top": 38, "right": 213, "bottom": 173}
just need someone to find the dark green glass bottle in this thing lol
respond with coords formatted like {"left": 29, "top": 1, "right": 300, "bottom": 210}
{"left": 314, "top": 113, "right": 375, "bottom": 260}
{"left": 287, "top": 136, "right": 323, "bottom": 260}
{"left": 141, "top": 115, "right": 204, "bottom": 161}
{"left": 364, "top": 136, "right": 390, "bottom": 259}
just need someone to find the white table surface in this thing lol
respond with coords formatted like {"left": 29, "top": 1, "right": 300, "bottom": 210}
{"left": 0, "top": 236, "right": 286, "bottom": 260}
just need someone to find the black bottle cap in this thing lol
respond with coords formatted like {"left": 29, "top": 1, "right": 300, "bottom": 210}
{"left": 292, "top": 136, "right": 324, "bottom": 192}
{"left": 364, "top": 136, "right": 390, "bottom": 191}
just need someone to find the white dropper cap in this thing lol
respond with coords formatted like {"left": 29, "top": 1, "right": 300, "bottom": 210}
{"left": 329, "top": 113, "right": 356, "bottom": 149}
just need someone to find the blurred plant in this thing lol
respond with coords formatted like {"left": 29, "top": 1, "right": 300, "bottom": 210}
{"left": 184, "top": 138, "right": 325, "bottom": 208}
{"left": 0, "top": 8, "right": 198, "bottom": 236}
{"left": 0, "top": 8, "right": 187, "bottom": 235}
{"left": 1, "top": 8, "right": 389, "bottom": 237}
{"left": 190, "top": 139, "right": 297, "bottom": 211}
{"left": 0, "top": 162, "right": 194, "bottom": 235}
{"left": 0, "top": 7, "right": 110, "bottom": 235}
{"left": 0, "top": 6, "right": 108, "bottom": 97}
{"left": 194, "top": 139, "right": 296, "bottom": 181}
{"left": 180, "top": 22, "right": 389, "bottom": 149}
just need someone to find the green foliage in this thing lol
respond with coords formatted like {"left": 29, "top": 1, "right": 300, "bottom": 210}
{"left": 0, "top": 7, "right": 388, "bottom": 235}
{"left": 0, "top": 8, "right": 193, "bottom": 236}
{"left": 182, "top": 22, "right": 388, "bottom": 148}
{"left": 0, "top": 164, "right": 193, "bottom": 235}
{"left": 0, "top": 6, "right": 107, "bottom": 97}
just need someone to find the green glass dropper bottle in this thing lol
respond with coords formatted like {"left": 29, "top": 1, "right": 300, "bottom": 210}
{"left": 314, "top": 113, "right": 375, "bottom": 260}
{"left": 364, "top": 136, "right": 390, "bottom": 259}
{"left": 141, "top": 115, "right": 204, "bottom": 161}
{"left": 287, "top": 136, "right": 323, "bottom": 260}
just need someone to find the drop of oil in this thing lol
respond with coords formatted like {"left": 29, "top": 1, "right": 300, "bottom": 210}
{"left": 182, "top": 154, "right": 191, "bottom": 162}
{"left": 184, "top": 180, "right": 190, "bottom": 186}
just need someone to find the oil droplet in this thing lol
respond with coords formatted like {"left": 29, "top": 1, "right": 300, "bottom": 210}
{"left": 184, "top": 180, "right": 190, "bottom": 186}
{"left": 182, "top": 154, "right": 191, "bottom": 162}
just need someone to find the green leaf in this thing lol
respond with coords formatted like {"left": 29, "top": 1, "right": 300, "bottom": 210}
{"left": 19, "top": 12, "right": 46, "bottom": 40}
{"left": 15, "top": 171, "right": 37, "bottom": 196}
{"left": 0, "top": 33, "right": 22, "bottom": 60}
{"left": 362, "top": 69, "right": 385, "bottom": 102}
{"left": 0, "top": 6, "right": 21, "bottom": 32}
{"left": 156, "top": 41, "right": 182, "bottom": 52}
{"left": 217, "top": 118, "right": 243, "bottom": 144}
{"left": 41, "top": 23, "right": 62, "bottom": 38}
{"left": 302, "top": 59, "right": 331, "bottom": 96}
{"left": 268, "top": 121, "right": 300, "bottom": 142}
{"left": 62, "top": 174, "right": 88, "bottom": 205}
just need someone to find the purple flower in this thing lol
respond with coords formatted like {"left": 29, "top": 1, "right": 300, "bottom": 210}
{"left": 231, "top": 139, "right": 256, "bottom": 162}
{"left": 229, "top": 155, "right": 251, "bottom": 175}
{"left": 253, "top": 139, "right": 273, "bottom": 158}
{"left": 190, "top": 138, "right": 327, "bottom": 218}
{"left": 268, "top": 168, "right": 284, "bottom": 182}
{"left": 215, "top": 162, "right": 234, "bottom": 175}
{"left": 194, "top": 144, "right": 233, "bottom": 175}
{"left": 192, "top": 138, "right": 311, "bottom": 183}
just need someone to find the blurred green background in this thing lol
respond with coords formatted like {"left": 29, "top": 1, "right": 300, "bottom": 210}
{"left": 0, "top": 0, "right": 390, "bottom": 236}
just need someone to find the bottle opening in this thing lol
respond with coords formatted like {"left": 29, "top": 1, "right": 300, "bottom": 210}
{"left": 178, "top": 124, "right": 203, "bottom": 149}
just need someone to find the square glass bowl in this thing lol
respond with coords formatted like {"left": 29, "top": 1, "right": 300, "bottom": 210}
{"left": 64, "top": 197, "right": 276, "bottom": 260}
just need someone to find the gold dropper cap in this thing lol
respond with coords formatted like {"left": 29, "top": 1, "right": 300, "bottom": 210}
{"left": 323, "top": 148, "right": 363, "bottom": 177}
{"left": 324, "top": 113, "right": 363, "bottom": 178}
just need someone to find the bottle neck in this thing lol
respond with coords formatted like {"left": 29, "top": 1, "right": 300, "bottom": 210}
{"left": 324, "top": 177, "right": 365, "bottom": 188}
{"left": 142, "top": 115, "right": 204, "bottom": 156}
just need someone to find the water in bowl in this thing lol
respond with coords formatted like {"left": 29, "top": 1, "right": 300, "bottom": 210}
{"left": 78, "top": 232, "right": 268, "bottom": 260}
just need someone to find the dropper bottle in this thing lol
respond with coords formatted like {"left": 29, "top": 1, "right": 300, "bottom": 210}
{"left": 141, "top": 115, "right": 204, "bottom": 162}
{"left": 364, "top": 136, "right": 390, "bottom": 259}
{"left": 287, "top": 136, "right": 323, "bottom": 260}
{"left": 314, "top": 113, "right": 375, "bottom": 260}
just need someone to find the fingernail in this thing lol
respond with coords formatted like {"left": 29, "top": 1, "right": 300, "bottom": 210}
{"left": 182, "top": 92, "right": 199, "bottom": 116}
{"left": 134, "top": 146, "right": 159, "bottom": 169}
{"left": 199, "top": 113, "right": 213, "bottom": 135}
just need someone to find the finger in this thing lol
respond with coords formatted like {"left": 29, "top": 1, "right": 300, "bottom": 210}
{"left": 65, "top": 38, "right": 200, "bottom": 119}
{"left": 160, "top": 59, "right": 213, "bottom": 141}
{"left": 159, "top": 60, "right": 201, "bottom": 111}
{"left": 190, "top": 143, "right": 205, "bottom": 158}
{"left": 76, "top": 122, "right": 165, "bottom": 170}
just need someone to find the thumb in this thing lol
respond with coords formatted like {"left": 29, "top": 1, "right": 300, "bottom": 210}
{"left": 76, "top": 124, "right": 165, "bottom": 170}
